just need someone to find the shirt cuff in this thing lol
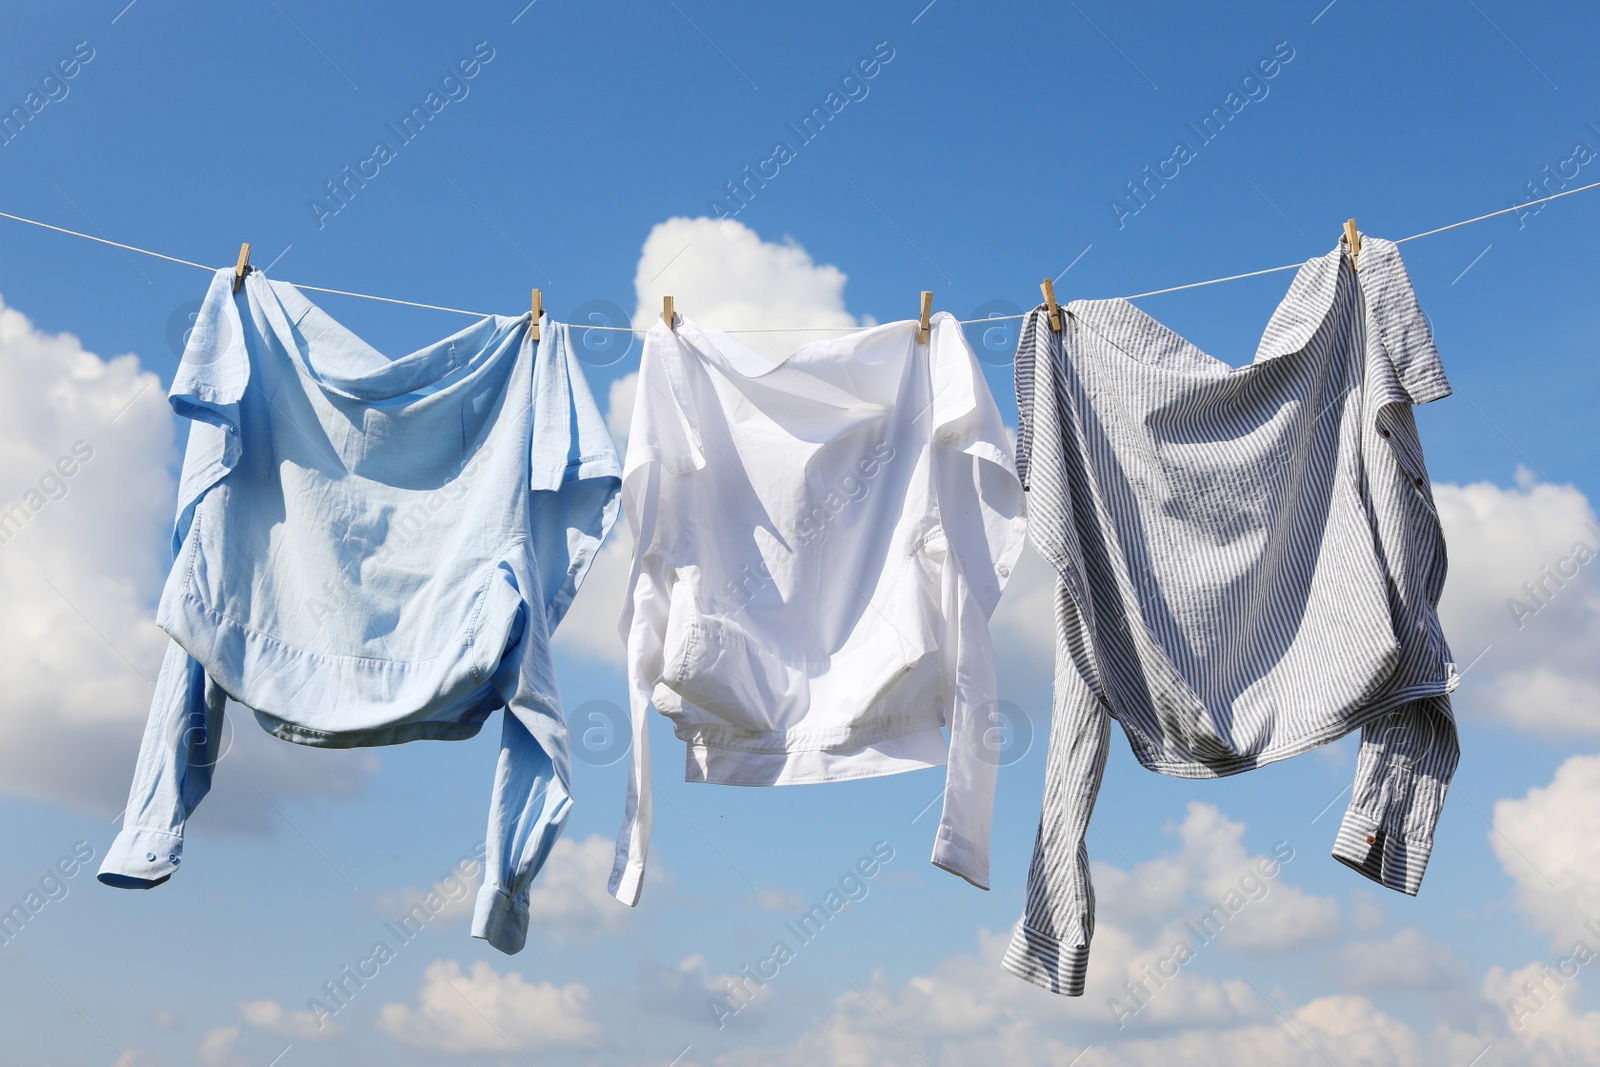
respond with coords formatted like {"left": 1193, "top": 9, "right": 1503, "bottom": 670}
{"left": 931, "top": 824, "right": 990, "bottom": 891}
{"left": 1330, "top": 808, "right": 1434, "bottom": 895}
{"left": 471, "top": 883, "right": 529, "bottom": 954}
{"left": 97, "top": 828, "right": 184, "bottom": 889}
{"left": 1001, "top": 922, "right": 1089, "bottom": 996}
{"left": 608, "top": 858, "right": 644, "bottom": 907}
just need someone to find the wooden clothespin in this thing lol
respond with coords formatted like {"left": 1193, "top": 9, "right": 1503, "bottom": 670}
{"left": 662, "top": 295, "right": 675, "bottom": 328}
{"left": 530, "top": 288, "right": 541, "bottom": 340}
{"left": 1343, "top": 218, "right": 1360, "bottom": 271}
{"left": 232, "top": 243, "right": 251, "bottom": 292}
{"left": 1041, "top": 278, "right": 1061, "bottom": 332}
{"left": 917, "top": 291, "right": 933, "bottom": 344}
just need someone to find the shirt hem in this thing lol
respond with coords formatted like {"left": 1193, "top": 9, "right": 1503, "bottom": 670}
{"left": 1123, "top": 680, "right": 1454, "bottom": 780}
{"left": 681, "top": 721, "right": 949, "bottom": 787}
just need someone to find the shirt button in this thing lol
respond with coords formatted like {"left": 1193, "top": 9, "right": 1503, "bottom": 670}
{"left": 1365, "top": 835, "right": 1376, "bottom": 845}
{"left": 145, "top": 852, "right": 157, "bottom": 862}
{"left": 1379, "top": 428, "right": 1390, "bottom": 438}
{"left": 1413, "top": 476, "right": 1425, "bottom": 488}
{"left": 997, "top": 564, "right": 1010, "bottom": 578}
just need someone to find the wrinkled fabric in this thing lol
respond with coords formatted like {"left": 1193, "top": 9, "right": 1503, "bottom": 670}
{"left": 100, "top": 268, "right": 620, "bottom": 954}
{"left": 608, "top": 312, "right": 1026, "bottom": 905}
{"left": 1004, "top": 236, "right": 1459, "bottom": 996}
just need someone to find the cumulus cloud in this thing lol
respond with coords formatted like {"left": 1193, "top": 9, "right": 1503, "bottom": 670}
{"left": 523, "top": 833, "right": 655, "bottom": 940}
{"left": 0, "top": 291, "right": 380, "bottom": 828}
{"left": 367, "top": 846, "right": 485, "bottom": 923}
{"left": 628, "top": 952, "right": 773, "bottom": 1024}
{"left": 630, "top": 216, "right": 869, "bottom": 361}
{"left": 238, "top": 998, "right": 332, "bottom": 1039}
{"left": 1077, "top": 995, "right": 1445, "bottom": 1067}
{"left": 1483, "top": 960, "right": 1600, "bottom": 1065}
{"left": 0, "top": 292, "right": 175, "bottom": 814}
{"left": 1338, "top": 927, "right": 1465, "bottom": 990}
{"left": 376, "top": 959, "right": 599, "bottom": 1054}
{"left": 987, "top": 541, "right": 1059, "bottom": 682}
{"left": 1435, "top": 473, "right": 1600, "bottom": 736}
{"left": 364, "top": 834, "right": 655, "bottom": 946}
{"left": 1085, "top": 801, "right": 1340, "bottom": 965}
{"left": 196, "top": 1027, "right": 240, "bottom": 1066}
{"left": 697, "top": 780, "right": 1600, "bottom": 1067}
{"left": 1492, "top": 752, "right": 1600, "bottom": 943}
{"left": 712, "top": 927, "right": 1600, "bottom": 1067}
{"left": 719, "top": 803, "right": 1339, "bottom": 1061}
{"left": 716, "top": 930, "right": 1092, "bottom": 1067}
{"left": 606, "top": 372, "right": 637, "bottom": 457}
{"left": 552, "top": 527, "right": 630, "bottom": 668}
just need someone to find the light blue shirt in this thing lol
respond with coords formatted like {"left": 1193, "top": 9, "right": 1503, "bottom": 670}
{"left": 99, "top": 268, "right": 620, "bottom": 954}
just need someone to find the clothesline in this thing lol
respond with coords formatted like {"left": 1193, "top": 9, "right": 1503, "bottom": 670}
{"left": 1, "top": 178, "right": 1597, "bottom": 333}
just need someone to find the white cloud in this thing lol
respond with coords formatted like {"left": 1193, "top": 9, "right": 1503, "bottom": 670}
{"left": 0, "top": 293, "right": 175, "bottom": 814}
{"left": 1338, "top": 927, "right": 1464, "bottom": 990}
{"left": 713, "top": 805, "right": 1346, "bottom": 1067}
{"left": 552, "top": 528, "right": 630, "bottom": 668}
{"left": 710, "top": 927, "right": 1600, "bottom": 1067}
{"left": 630, "top": 952, "right": 772, "bottom": 1024}
{"left": 367, "top": 850, "right": 483, "bottom": 923}
{"left": 1492, "top": 752, "right": 1600, "bottom": 943}
{"left": 1113, "top": 801, "right": 1339, "bottom": 958}
{"left": 1484, "top": 960, "right": 1600, "bottom": 1066}
{"left": 377, "top": 959, "right": 599, "bottom": 1054}
{"left": 987, "top": 541, "right": 1059, "bottom": 681}
{"left": 552, "top": 371, "right": 637, "bottom": 667}
{"left": 1435, "top": 474, "right": 1600, "bottom": 736}
{"left": 631, "top": 216, "right": 869, "bottom": 361}
{"left": 1183, "top": 804, "right": 1341, "bottom": 954}
{"left": 606, "top": 371, "right": 637, "bottom": 457}
{"left": 238, "top": 998, "right": 332, "bottom": 1040}
{"left": 715, "top": 931, "right": 1090, "bottom": 1067}
{"left": 1078, "top": 995, "right": 1440, "bottom": 1067}
{"left": 196, "top": 1027, "right": 240, "bottom": 1066}
{"left": 0, "top": 291, "right": 380, "bottom": 828}
{"left": 524, "top": 833, "right": 652, "bottom": 940}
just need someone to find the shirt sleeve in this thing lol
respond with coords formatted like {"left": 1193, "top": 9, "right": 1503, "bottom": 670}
{"left": 100, "top": 269, "right": 250, "bottom": 889}
{"left": 167, "top": 268, "right": 251, "bottom": 557}
{"left": 1001, "top": 651, "right": 1110, "bottom": 995}
{"left": 607, "top": 533, "right": 665, "bottom": 906}
{"left": 1331, "top": 695, "right": 1458, "bottom": 895}
{"left": 98, "top": 639, "right": 228, "bottom": 889}
{"left": 1000, "top": 306, "right": 1113, "bottom": 996}
{"left": 607, "top": 323, "right": 699, "bottom": 906}
{"left": 925, "top": 313, "right": 1027, "bottom": 889}
{"left": 473, "top": 662, "right": 575, "bottom": 953}
{"left": 473, "top": 319, "right": 623, "bottom": 953}
{"left": 526, "top": 318, "right": 623, "bottom": 632}
{"left": 1329, "top": 238, "right": 1459, "bottom": 896}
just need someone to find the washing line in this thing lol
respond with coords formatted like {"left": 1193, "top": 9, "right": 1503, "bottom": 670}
{"left": 1, "top": 178, "right": 1597, "bottom": 333}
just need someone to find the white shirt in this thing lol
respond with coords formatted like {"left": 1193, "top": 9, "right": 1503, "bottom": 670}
{"left": 607, "top": 311, "right": 1025, "bottom": 905}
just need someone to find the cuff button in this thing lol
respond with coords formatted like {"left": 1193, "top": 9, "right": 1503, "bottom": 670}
{"left": 145, "top": 852, "right": 157, "bottom": 862}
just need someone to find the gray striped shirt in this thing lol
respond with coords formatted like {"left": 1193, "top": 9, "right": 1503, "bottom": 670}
{"left": 1004, "top": 236, "right": 1459, "bottom": 996}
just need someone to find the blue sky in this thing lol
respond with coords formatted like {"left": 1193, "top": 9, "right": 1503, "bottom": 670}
{"left": 2, "top": 1, "right": 1599, "bottom": 1065}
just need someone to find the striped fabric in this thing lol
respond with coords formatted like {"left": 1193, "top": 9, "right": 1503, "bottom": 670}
{"left": 1004, "top": 236, "right": 1460, "bottom": 996}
